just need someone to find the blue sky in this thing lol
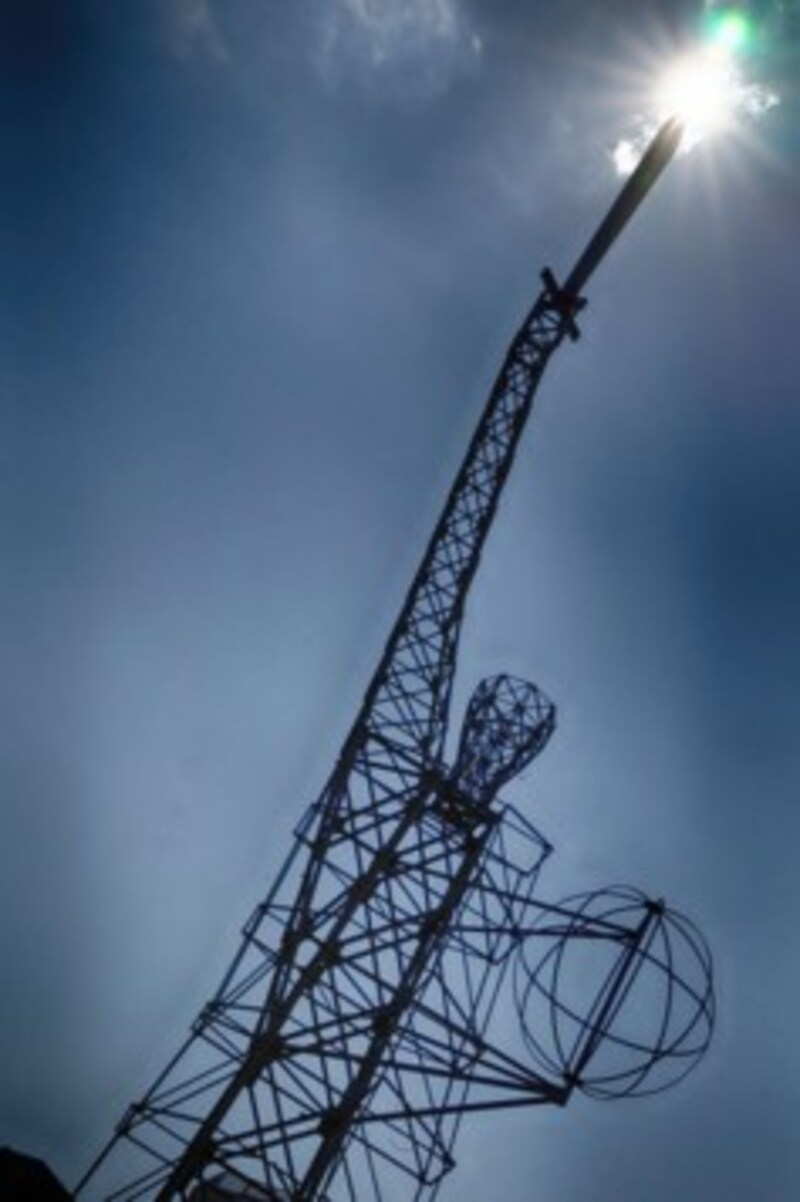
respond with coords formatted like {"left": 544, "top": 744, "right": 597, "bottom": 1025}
{"left": 2, "top": 1, "right": 800, "bottom": 1198}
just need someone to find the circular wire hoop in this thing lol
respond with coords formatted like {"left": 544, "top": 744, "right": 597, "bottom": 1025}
{"left": 513, "top": 886, "right": 715, "bottom": 1099}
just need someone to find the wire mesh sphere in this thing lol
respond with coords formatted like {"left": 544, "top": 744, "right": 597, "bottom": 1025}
{"left": 452, "top": 674, "right": 556, "bottom": 803}
{"left": 513, "top": 886, "right": 714, "bottom": 1100}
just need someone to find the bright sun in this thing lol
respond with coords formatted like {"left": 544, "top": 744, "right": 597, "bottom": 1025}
{"left": 610, "top": 8, "right": 779, "bottom": 177}
{"left": 656, "top": 44, "right": 740, "bottom": 138}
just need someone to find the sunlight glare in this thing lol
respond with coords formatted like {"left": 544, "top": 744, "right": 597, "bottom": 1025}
{"left": 611, "top": 9, "right": 779, "bottom": 178}
{"left": 656, "top": 44, "right": 739, "bottom": 139}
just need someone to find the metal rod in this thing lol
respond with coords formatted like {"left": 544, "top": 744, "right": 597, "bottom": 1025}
{"left": 563, "top": 116, "right": 684, "bottom": 298}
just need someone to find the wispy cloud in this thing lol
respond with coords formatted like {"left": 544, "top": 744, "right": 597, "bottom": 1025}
{"left": 315, "top": 0, "right": 481, "bottom": 97}
{"left": 162, "top": 0, "right": 229, "bottom": 62}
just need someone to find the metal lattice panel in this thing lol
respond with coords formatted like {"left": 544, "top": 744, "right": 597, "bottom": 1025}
{"left": 83, "top": 742, "right": 559, "bottom": 1201}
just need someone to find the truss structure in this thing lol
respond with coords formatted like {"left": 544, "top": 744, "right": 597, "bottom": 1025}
{"left": 76, "top": 274, "right": 580, "bottom": 1202}
{"left": 76, "top": 118, "right": 711, "bottom": 1202}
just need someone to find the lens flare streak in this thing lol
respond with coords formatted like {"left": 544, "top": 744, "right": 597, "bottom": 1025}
{"left": 611, "top": 17, "right": 780, "bottom": 177}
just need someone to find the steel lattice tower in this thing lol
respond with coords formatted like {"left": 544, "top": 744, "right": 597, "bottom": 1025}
{"left": 77, "top": 118, "right": 714, "bottom": 1202}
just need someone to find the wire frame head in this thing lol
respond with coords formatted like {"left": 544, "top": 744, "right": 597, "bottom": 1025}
{"left": 513, "top": 886, "right": 715, "bottom": 1100}
{"left": 452, "top": 675, "right": 556, "bottom": 804}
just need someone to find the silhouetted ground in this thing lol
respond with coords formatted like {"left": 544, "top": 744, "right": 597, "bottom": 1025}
{"left": 0, "top": 1145, "right": 72, "bottom": 1200}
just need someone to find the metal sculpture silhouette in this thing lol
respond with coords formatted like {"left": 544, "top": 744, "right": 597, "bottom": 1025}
{"left": 77, "top": 117, "right": 713, "bottom": 1202}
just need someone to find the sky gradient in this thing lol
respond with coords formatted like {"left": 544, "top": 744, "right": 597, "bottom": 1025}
{"left": 3, "top": 1, "right": 800, "bottom": 1198}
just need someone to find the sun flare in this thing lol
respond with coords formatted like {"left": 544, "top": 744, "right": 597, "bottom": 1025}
{"left": 610, "top": 6, "right": 780, "bottom": 178}
{"left": 656, "top": 44, "right": 740, "bottom": 139}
